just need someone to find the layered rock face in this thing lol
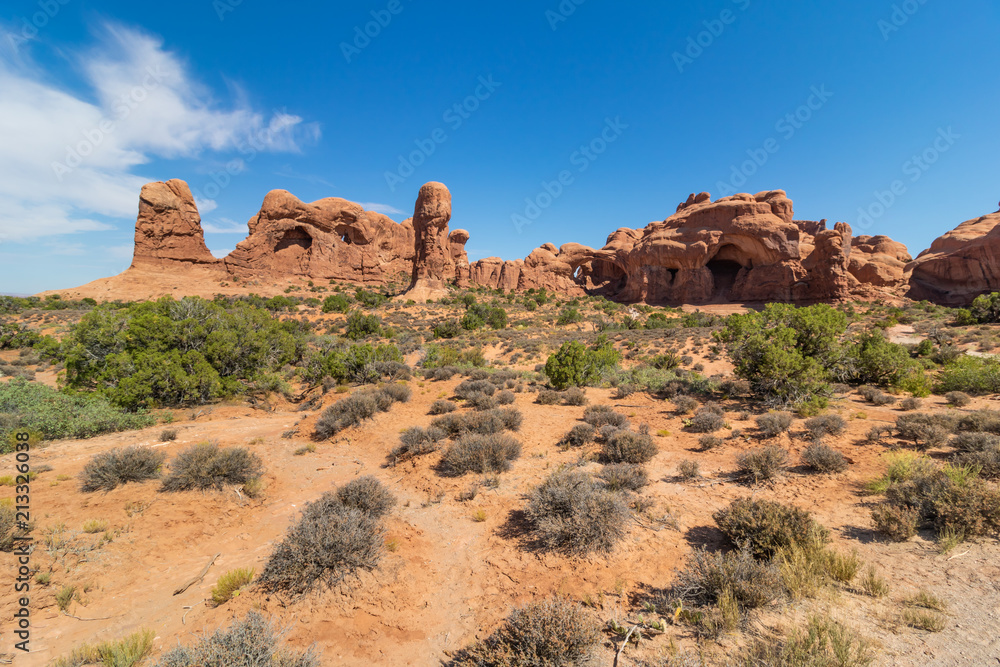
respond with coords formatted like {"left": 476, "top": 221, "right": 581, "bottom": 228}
{"left": 131, "top": 180, "right": 219, "bottom": 269}
{"left": 907, "top": 211, "right": 1000, "bottom": 304}
{"left": 109, "top": 179, "right": 922, "bottom": 305}
{"left": 470, "top": 191, "right": 910, "bottom": 303}
{"left": 224, "top": 189, "right": 415, "bottom": 285}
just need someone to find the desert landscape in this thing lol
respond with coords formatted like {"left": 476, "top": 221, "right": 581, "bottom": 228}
{"left": 2, "top": 177, "right": 1000, "bottom": 666}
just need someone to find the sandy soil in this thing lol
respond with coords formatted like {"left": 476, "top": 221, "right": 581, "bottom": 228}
{"left": 3, "top": 368, "right": 999, "bottom": 666}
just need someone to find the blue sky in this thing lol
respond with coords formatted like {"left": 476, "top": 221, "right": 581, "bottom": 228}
{"left": 1, "top": 0, "right": 998, "bottom": 294}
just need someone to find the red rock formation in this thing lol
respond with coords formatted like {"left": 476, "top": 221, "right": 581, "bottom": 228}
{"left": 849, "top": 235, "right": 911, "bottom": 288}
{"left": 131, "top": 180, "right": 218, "bottom": 268}
{"left": 907, "top": 211, "right": 1000, "bottom": 304}
{"left": 224, "top": 189, "right": 414, "bottom": 286}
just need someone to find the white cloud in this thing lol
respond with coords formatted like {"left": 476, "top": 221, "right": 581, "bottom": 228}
{"left": 361, "top": 202, "right": 406, "bottom": 216}
{"left": 210, "top": 248, "right": 234, "bottom": 259}
{"left": 202, "top": 218, "right": 248, "bottom": 234}
{"left": 0, "top": 23, "right": 321, "bottom": 245}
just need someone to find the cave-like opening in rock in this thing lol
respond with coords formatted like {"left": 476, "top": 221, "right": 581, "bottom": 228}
{"left": 706, "top": 259, "right": 742, "bottom": 300}
{"left": 274, "top": 227, "right": 313, "bottom": 259}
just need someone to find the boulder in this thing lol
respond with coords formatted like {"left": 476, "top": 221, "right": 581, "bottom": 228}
{"left": 907, "top": 211, "right": 1000, "bottom": 304}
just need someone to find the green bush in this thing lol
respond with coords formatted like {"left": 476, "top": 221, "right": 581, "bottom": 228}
{"left": 847, "top": 329, "right": 923, "bottom": 388}
{"left": 63, "top": 297, "right": 303, "bottom": 409}
{"left": 449, "top": 597, "right": 601, "bottom": 667}
{"left": 433, "top": 320, "right": 462, "bottom": 339}
{"left": 937, "top": 356, "right": 1000, "bottom": 394}
{"left": 344, "top": 311, "right": 383, "bottom": 340}
{"left": 556, "top": 307, "right": 583, "bottom": 325}
{"left": 0, "top": 322, "right": 41, "bottom": 350}
{"left": 321, "top": 294, "right": 351, "bottom": 314}
{"left": 544, "top": 339, "right": 620, "bottom": 390}
{"left": 714, "top": 497, "right": 829, "bottom": 560}
{"left": 965, "top": 291, "right": 1000, "bottom": 324}
{"left": 80, "top": 446, "right": 166, "bottom": 492}
{"left": 525, "top": 470, "right": 630, "bottom": 555}
{"left": 0, "top": 378, "right": 155, "bottom": 450}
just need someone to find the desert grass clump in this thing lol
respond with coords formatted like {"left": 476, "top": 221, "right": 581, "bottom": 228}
{"left": 678, "top": 460, "right": 701, "bottom": 481}
{"left": 562, "top": 423, "right": 595, "bottom": 448}
{"left": 599, "top": 463, "right": 649, "bottom": 492}
{"left": 258, "top": 493, "right": 385, "bottom": 596}
{"left": 390, "top": 426, "right": 446, "bottom": 465}
{"left": 449, "top": 598, "right": 601, "bottom": 667}
{"left": 160, "top": 428, "right": 178, "bottom": 442}
{"left": 901, "top": 608, "right": 946, "bottom": 633}
{"left": 82, "top": 519, "right": 108, "bottom": 534}
{"left": 314, "top": 393, "right": 378, "bottom": 438}
{"left": 53, "top": 629, "right": 155, "bottom": 667}
{"left": 152, "top": 612, "right": 319, "bottom": 667}
{"left": 429, "top": 399, "right": 457, "bottom": 415}
{"left": 601, "top": 429, "right": 658, "bottom": 464}
{"left": 440, "top": 433, "right": 522, "bottom": 476}
{"left": 79, "top": 446, "right": 166, "bottom": 492}
{"left": 714, "top": 497, "right": 829, "bottom": 560}
{"left": 525, "top": 469, "right": 630, "bottom": 554}
{"left": 583, "top": 404, "right": 630, "bottom": 429}
{"left": 689, "top": 408, "right": 725, "bottom": 433}
{"left": 335, "top": 476, "right": 397, "bottom": 518}
{"left": 801, "top": 442, "right": 848, "bottom": 473}
{"left": 211, "top": 567, "right": 255, "bottom": 605}
{"left": 860, "top": 566, "right": 890, "bottom": 598}
{"left": 736, "top": 445, "right": 789, "bottom": 483}
{"left": 804, "top": 414, "right": 847, "bottom": 439}
{"left": 879, "top": 465, "right": 1000, "bottom": 541}
{"left": 756, "top": 411, "right": 793, "bottom": 438}
{"left": 160, "top": 442, "right": 263, "bottom": 492}
{"left": 737, "top": 615, "right": 873, "bottom": 667}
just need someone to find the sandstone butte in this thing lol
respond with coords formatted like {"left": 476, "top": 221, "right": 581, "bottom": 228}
{"left": 48, "top": 180, "right": 1000, "bottom": 307}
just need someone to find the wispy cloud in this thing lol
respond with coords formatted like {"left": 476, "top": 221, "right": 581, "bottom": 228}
{"left": 0, "top": 23, "right": 321, "bottom": 244}
{"left": 274, "top": 164, "right": 336, "bottom": 190}
{"left": 361, "top": 202, "right": 405, "bottom": 216}
{"left": 202, "top": 218, "right": 248, "bottom": 234}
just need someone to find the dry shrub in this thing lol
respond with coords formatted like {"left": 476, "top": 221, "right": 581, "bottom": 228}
{"left": 583, "top": 405, "right": 629, "bottom": 429}
{"left": 900, "top": 397, "right": 921, "bottom": 411}
{"left": 390, "top": 426, "right": 446, "bottom": 465}
{"left": 429, "top": 399, "right": 457, "bottom": 415}
{"left": 601, "top": 429, "right": 657, "bottom": 464}
{"left": 456, "top": 379, "right": 496, "bottom": 399}
{"left": 563, "top": 387, "right": 588, "bottom": 406}
{"left": 801, "top": 442, "right": 848, "bottom": 473}
{"left": 738, "top": 615, "right": 873, "bottom": 667}
{"left": 689, "top": 409, "right": 725, "bottom": 433}
{"left": 160, "top": 442, "right": 263, "bottom": 492}
{"left": 525, "top": 469, "right": 630, "bottom": 555}
{"left": 668, "top": 547, "right": 781, "bottom": 609}
{"left": 698, "top": 434, "right": 723, "bottom": 451}
{"left": 314, "top": 393, "right": 378, "bottom": 438}
{"left": 896, "top": 414, "right": 953, "bottom": 450}
{"left": 804, "top": 414, "right": 847, "bottom": 439}
{"left": 678, "top": 460, "right": 701, "bottom": 481}
{"left": 598, "top": 463, "right": 648, "bottom": 492}
{"left": 79, "top": 446, "right": 166, "bottom": 492}
{"left": 883, "top": 467, "right": 1000, "bottom": 540}
{"left": 562, "top": 423, "right": 595, "bottom": 448}
{"left": 946, "top": 391, "right": 972, "bottom": 407}
{"left": 736, "top": 445, "right": 789, "bottom": 483}
{"left": 871, "top": 504, "right": 918, "bottom": 542}
{"left": 496, "top": 390, "right": 516, "bottom": 405}
{"left": 258, "top": 492, "right": 385, "bottom": 596}
{"left": 449, "top": 597, "right": 601, "bottom": 667}
{"left": 673, "top": 395, "right": 700, "bottom": 414}
{"left": 153, "top": 611, "right": 319, "bottom": 667}
{"left": 440, "top": 433, "right": 522, "bottom": 476}
{"left": 714, "top": 497, "right": 829, "bottom": 560}
{"left": 756, "top": 412, "right": 793, "bottom": 438}
{"left": 536, "top": 389, "right": 562, "bottom": 405}
{"left": 468, "top": 393, "right": 498, "bottom": 411}
{"left": 335, "top": 476, "right": 396, "bottom": 518}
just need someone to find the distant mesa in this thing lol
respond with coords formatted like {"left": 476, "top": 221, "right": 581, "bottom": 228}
{"left": 50, "top": 179, "right": 998, "bottom": 306}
